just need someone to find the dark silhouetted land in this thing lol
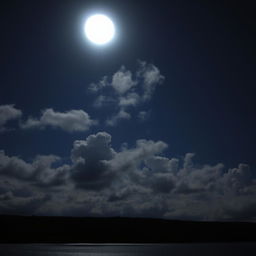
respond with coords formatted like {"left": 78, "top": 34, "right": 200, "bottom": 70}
{"left": 1, "top": 215, "right": 256, "bottom": 243}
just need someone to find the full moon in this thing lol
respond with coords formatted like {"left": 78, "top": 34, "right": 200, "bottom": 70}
{"left": 84, "top": 14, "right": 115, "bottom": 45}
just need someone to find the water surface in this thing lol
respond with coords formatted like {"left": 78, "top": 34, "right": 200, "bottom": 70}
{"left": 0, "top": 243, "right": 255, "bottom": 256}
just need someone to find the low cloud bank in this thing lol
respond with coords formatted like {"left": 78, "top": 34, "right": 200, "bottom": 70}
{"left": 0, "top": 132, "right": 255, "bottom": 221}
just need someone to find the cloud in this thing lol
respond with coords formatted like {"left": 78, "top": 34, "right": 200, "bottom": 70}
{"left": 0, "top": 150, "right": 69, "bottom": 186}
{"left": 89, "top": 61, "right": 164, "bottom": 126}
{"left": 138, "top": 110, "right": 150, "bottom": 122}
{"left": 223, "top": 164, "right": 252, "bottom": 192}
{"left": 0, "top": 104, "right": 22, "bottom": 132}
{"left": 111, "top": 66, "right": 136, "bottom": 95}
{"left": 137, "top": 60, "right": 165, "bottom": 101}
{"left": 93, "top": 95, "right": 116, "bottom": 108}
{"left": 118, "top": 92, "right": 140, "bottom": 108}
{"left": 106, "top": 139, "right": 168, "bottom": 173}
{"left": 106, "top": 109, "right": 131, "bottom": 126}
{"left": 1, "top": 132, "right": 256, "bottom": 221}
{"left": 0, "top": 193, "right": 52, "bottom": 216}
{"left": 88, "top": 76, "right": 108, "bottom": 93}
{"left": 21, "top": 108, "right": 97, "bottom": 132}
{"left": 0, "top": 150, "right": 34, "bottom": 179}
{"left": 71, "top": 132, "right": 116, "bottom": 190}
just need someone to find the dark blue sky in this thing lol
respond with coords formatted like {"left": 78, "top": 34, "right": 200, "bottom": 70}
{"left": 0, "top": 0, "right": 256, "bottom": 220}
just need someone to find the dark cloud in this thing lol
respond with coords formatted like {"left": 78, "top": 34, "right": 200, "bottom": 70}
{"left": 0, "top": 151, "right": 69, "bottom": 186}
{"left": 0, "top": 193, "right": 51, "bottom": 216}
{"left": 21, "top": 108, "right": 97, "bottom": 132}
{"left": 71, "top": 132, "right": 116, "bottom": 190}
{"left": 0, "top": 104, "right": 22, "bottom": 132}
{"left": 0, "top": 132, "right": 256, "bottom": 221}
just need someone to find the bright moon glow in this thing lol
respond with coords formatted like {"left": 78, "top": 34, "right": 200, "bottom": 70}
{"left": 84, "top": 14, "right": 115, "bottom": 45}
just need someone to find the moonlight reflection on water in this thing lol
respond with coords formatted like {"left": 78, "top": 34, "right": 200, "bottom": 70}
{"left": 0, "top": 243, "right": 255, "bottom": 256}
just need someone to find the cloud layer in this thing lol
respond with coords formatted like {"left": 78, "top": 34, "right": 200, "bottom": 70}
{"left": 1, "top": 61, "right": 255, "bottom": 221}
{"left": 0, "top": 131, "right": 256, "bottom": 221}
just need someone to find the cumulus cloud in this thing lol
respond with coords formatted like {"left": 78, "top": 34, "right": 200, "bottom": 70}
{"left": 106, "top": 139, "right": 167, "bottom": 174}
{"left": 1, "top": 132, "right": 256, "bottom": 221}
{"left": 21, "top": 108, "right": 97, "bottom": 132}
{"left": 89, "top": 61, "right": 164, "bottom": 126}
{"left": 71, "top": 132, "right": 116, "bottom": 190}
{"left": 0, "top": 150, "right": 69, "bottom": 186}
{"left": 111, "top": 66, "right": 136, "bottom": 95}
{"left": 0, "top": 104, "right": 22, "bottom": 132}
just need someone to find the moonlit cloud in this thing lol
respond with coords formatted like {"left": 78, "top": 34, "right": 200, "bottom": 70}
{"left": 0, "top": 65, "right": 254, "bottom": 221}
{"left": 93, "top": 95, "right": 116, "bottom": 108}
{"left": 111, "top": 66, "right": 136, "bottom": 95}
{"left": 0, "top": 104, "right": 22, "bottom": 132}
{"left": 71, "top": 132, "right": 116, "bottom": 190}
{"left": 137, "top": 60, "right": 165, "bottom": 101}
{"left": 88, "top": 76, "right": 108, "bottom": 93}
{"left": 0, "top": 150, "right": 69, "bottom": 186}
{"left": 119, "top": 92, "right": 140, "bottom": 107}
{"left": 21, "top": 108, "right": 97, "bottom": 132}
{"left": 138, "top": 110, "right": 150, "bottom": 122}
{"left": 1, "top": 131, "right": 256, "bottom": 221}
{"left": 89, "top": 61, "right": 164, "bottom": 126}
{"left": 2, "top": 0, "right": 254, "bottom": 225}
{"left": 106, "top": 109, "right": 131, "bottom": 126}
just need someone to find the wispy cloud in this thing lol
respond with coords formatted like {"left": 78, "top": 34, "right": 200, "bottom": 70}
{"left": 0, "top": 104, "right": 22, "bottom": 132}
{"left": 137, "top": 60, "right": 165, "bottom": 101}
{"left": 106, "top": 109, "right": 131, "bottom": 126}
{"left": 138, "top": 110, "right": 151, "bottom": 122}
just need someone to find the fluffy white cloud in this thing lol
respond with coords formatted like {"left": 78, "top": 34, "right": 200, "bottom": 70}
{"left": 89, "top": 61, "right": 164, "bottom": 126}
{"left": 111, "top": 66, "right": 136, "bottom": 95}
{"left": 21, "top": 108, "right": 97, "bottom": 132}
{"left": 0, "top": 104, "right": 22, "bottom": 132}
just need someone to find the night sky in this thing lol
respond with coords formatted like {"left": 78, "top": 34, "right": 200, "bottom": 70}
{"left": 0, "top": 0, "right": 256, "bottom": 221}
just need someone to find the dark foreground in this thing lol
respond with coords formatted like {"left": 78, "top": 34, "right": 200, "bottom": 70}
{"left": 1, "top": 215, "right": 256, "bottom": 243}
{"left": 1, "top": 243, "right": 256, "bottom": 256}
